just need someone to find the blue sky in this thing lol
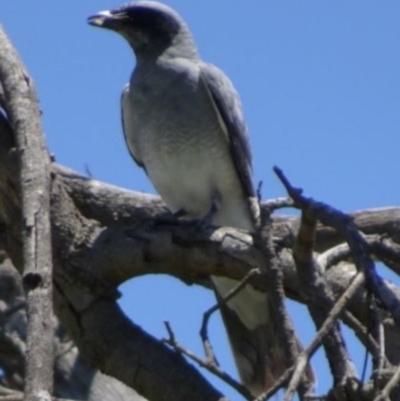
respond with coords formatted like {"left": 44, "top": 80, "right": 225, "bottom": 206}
{"left": 2, "top": 1, "right": 400, "bottom": 399}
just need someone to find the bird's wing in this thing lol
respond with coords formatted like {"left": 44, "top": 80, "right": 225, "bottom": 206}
{"left": 120, "top": 83, "right": 146, "bottom": 169}
{"left": 199, "top": 63, "right": 255, "bottom": 198}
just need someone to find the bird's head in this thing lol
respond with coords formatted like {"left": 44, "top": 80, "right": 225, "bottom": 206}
{"left": 88, "top": 1, "right": 198, "bottom": 60}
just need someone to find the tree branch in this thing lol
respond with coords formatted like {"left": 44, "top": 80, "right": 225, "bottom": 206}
{"left": 293, "top": 212, "right": 356, "bottom": 385}
{"left": 274, "top": 166, "right": 400, "bottom": 326}
{"left": 163, "top": 321, "right": 252, "bottom": 400}
{"left": 283, "top": 272, "right": 365, "bottom": 401}
{"left": 0, "top": 27, "right": 53, "bottom": 401}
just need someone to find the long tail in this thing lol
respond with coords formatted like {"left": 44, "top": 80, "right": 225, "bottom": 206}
{"left": 212, "top": 276, "right": 314, "bottom": 397}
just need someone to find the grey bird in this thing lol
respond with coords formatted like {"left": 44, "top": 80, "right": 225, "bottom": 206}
{"left": 88, "top": 2, "right": 307, "bottom": 395}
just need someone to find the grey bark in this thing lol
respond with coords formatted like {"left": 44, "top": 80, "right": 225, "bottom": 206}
{"left": 0, "top": 257, "right": 147, "bottom": 401}
{"left": 0, "top": 27, "right": 53, "bottom": 401}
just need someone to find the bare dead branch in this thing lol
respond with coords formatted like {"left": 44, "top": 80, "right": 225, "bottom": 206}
{"left": 261, "top": 197, "right": 294, "bottom": 211}
{"left": 200, "top": 268, "right": 259, "bottom": 366}
{"left": 0, "top": 386, "right": 83, "bottom": 401}
{"left": 318, "top": 236, "right": 400, "bottom": 277}
{"left": 317, "top": 242, "right": 394, "bottom": 366}
{"left": 252, "top": 209, "right": 315, "bottom": 400}
{"left": 55, "top": 164, "right": 400, "bottom": 263}
{"left": 372, "top": 299, "right": 386, "bottom": 395}
{"left": 372, "top": 365, "right": 400, "bottom": 401}
{"left": 0, "top": 27, "right": 53, "bottom": 401}
{"left": 282, "top": 272, "right": 365, "bottom": 401}
{"left": 253, "top": 209, "right": 314, "bottom": 400}
{"left": 293, "top": 211, "right": 356, "bottom": 386}
{"left": 368, "top": 237, "right": 400, "bottom": 276}
{"left": 274, "top": 166, "right": 400, "bottom": 327}
{"left": 317, "top": 243, "right": 351, "bottom": 271}
{"left": 283, "top": 355, "right": 310, "bottom": 401}
{"left": 163, "top": 321, "right": 247, "bottom": 400}
{"left": 3, "top": 160, "right": 400, "bottom": 400}
{"left": 0, "top": 385, "right": 20, "bottom": 396}
{"left": 340, "top": 310, "right": 386, "bottom": 366}
{"left": 253, "top": 366, "right": 294, "bottom": 401}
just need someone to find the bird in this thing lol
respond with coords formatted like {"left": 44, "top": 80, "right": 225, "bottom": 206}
{"left": 88, "top": 1, "right": 307, "bottom": 395}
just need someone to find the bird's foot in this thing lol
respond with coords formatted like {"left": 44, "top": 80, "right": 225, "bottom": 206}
{"left": 172, "top": 201, "right": 218, "bottom": 230}
{"left": 140, "top": 209, "right": 204, "bottom": 229}
{"left": 150, "top": 212, "right": 181, "bottom": 227}
{"left": 173, "top": 209, "right": 205, "bottom": 228}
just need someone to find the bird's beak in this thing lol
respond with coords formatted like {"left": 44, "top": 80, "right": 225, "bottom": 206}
{"left": 87, "top": 10, "right": 128, "bottom": 28}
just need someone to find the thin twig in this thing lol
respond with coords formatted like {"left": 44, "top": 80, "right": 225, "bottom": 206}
{"left": 163, "top": 321, "right": 252, "bottom": 400}
{"left": 372, "top": 364, "right": 400, "bottom": 401}
{"left": 318, "top": 236, "right": 400, "bottom": 277}
{"left": 0, "top": 387, "right": 80, "bottom": 401}
{"left": 377, "top": 311, "right": 386, "bottom": 376}
{"left": 261, "top": 197, "right": 294, "bottom": 211}
{"left": 0, "top": 387, "right": 19, "bottom": 396}
{"left": 317, "top": 242, "right": 389, "bottom": 367}
{"left": 282, "top": 273, "right": 364, "bottom": 400}
{"left": 303, "top": 249, "right": 385, "bottom": 364}
{"left": 254, "top": 367, "right": 294, "bottom": 401}
{"left": 317, "top": 243, "right": 351, "bottom": 271}
{"left": 341, "top": 309, "right": 387, "bottom": 367}
{"left": 369, "top": 237, "right": 400, "bottom": 276}
{"left": 4, "top": 301, "right": 26, "bottom": 317}
{"left": 281, "top": 272, "right": 365, "bottom": 401}
{"left": 0, "top": 387, "right": 83, "bottom": 401}
{"left": 284, "top": 355, "right": 311, "bottom": 401}
{"left": 372, "top": 299, "right": 386, "bottom": 396}
{"left": 200, "top": 268, "right": 259, "bottom": 365}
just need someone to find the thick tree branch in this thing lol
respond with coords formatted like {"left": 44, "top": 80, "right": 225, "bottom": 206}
{"left": 55, "top": 165, "right": 400, "bottom": 261}
{"left": 0, "top": 27, "right": 53, "bottom": 401}
{"left": 50, "top": 176, "right": 230, "bottom": 401}
{"left": 0, "top": 258, "right": 148, "bottom": 401}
